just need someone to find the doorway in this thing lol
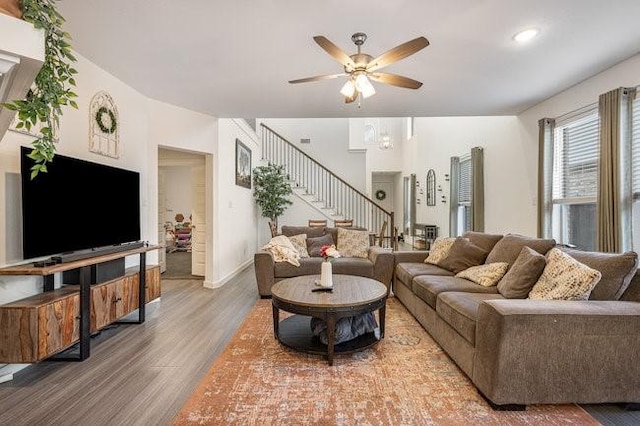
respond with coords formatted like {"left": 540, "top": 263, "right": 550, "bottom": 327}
{"left": 158, "top": 147, "right": 207, "bottom": 279}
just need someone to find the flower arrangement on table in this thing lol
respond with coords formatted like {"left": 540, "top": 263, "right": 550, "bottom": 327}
{"left": 320, "top": 244, "right": 341, "bottom": 262}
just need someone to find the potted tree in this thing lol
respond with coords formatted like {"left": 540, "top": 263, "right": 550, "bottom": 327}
{"left": 252, "top": 163, "right": 292, "bottom": 235}
{"left": 2, "top": 0, "right": 78, "bottom": 178}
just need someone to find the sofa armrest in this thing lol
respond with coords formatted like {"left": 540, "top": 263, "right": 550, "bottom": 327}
{"left": 474, "top": 299, "right": 640, "bottom": 405}
{"left": 368, "top": 246, "right": 394, "bottom": 292}
{"left": 254, "top": 250, "right": 276, "bottom": 297}
{"left": 393, "top": 250, "right": 429, "bottom": 264}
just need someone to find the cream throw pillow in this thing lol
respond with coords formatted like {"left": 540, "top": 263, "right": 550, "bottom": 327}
{"left": 337, "top": 227, "right": 369, "bottom": 258}
{"left": 424, "top": 237, "right": 456, "bottom": 265}
{"left": 528, "top": 248, "right": 602, "bottom": 300}
{"left": 287, "top": 234, "right": 309, "bottom": 258}
{"left": 456, "top": 262, "right": 509, "bottom": 287}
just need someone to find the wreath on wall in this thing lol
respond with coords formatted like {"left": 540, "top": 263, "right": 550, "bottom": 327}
{"left": 375, "top": 189, "right": 387, "bottom": 201}
{"left": 95, "top": 106, "right": 117, "bottom": 134}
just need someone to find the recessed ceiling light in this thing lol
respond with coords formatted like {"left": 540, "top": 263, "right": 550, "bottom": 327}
{"left": 513, "top": 28, "right": 539, "bottom": 43}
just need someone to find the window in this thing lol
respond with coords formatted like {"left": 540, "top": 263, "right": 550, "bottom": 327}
{"left": 550, "top": 108, "right": 599, "bottom": 250}
{"left": 457, "top": 154, "right": 472, "bottom": 235}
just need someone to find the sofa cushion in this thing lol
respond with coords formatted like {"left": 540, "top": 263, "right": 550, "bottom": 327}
{"left": 462, "top": 231, "right": 504, "bottom": 253}
{"left": 325, "top": 226, "right": 367, "bottom": 247}
{"left": 336, "top": 227, "right": 369, "bottom": 258}
{"left": 497, "top": 246, "right": 547, "bottom": 298}
{"left": 485, "top": 233, "right": 556, "bottom": 267}
{"left": 560, "top": 248, "right": 638, "bottom": 300}
{"left": 424, "top": 237, "right": 456, "bottom": 265}
{"left": 275, "top": 257, "right": 324, "bottom": 278}
{"left": 287, "top": 234, "right": 309, "bottom": 258}
{"left": 529, "top": 248, "right": 602, "bottom": 300}
{"left": 456, "top": 262, "right": 508, "bottom": 287}
{"left": 395, "top": 263, "right": 454, "bottom": 288}
{"left": 413, "top": 275, "right": 499, "bottom": 309}
{"left": 331, "top": 257, "right": 374, "bottom": 277}
{"left": 437, "top": 237, "right": 488, "bottom": 274}
{"left": 306, "top": 234, "right": 335, "bottom": 257}
{"left": 281, "top": 225, "right": 325, "bottom": 238}
{"left": 436, "top": 292, "right": 506, "bottom": 345}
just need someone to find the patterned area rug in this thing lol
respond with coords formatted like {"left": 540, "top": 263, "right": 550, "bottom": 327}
{"left": 173, "top": 297, "right": 598, "bottom": 425}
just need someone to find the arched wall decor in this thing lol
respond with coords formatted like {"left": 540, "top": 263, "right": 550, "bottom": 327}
{"left": 89, "top": 91, "right": 120, "bottom": 158}
{"left": 426, "top": 169, "right": 436, "bottom": 206}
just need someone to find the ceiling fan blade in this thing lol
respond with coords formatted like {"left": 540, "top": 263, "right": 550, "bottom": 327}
{"left": 369, "top": 72, "right": 423, "bottom": 89}
{"left": 313, "top": 36, "right": 356, "bottom": 69}
{"left": 366, "top": 36, "right": 429, "bottom": 72}
{"left": 288, "top": 73, "right": 346, "bottom": 84}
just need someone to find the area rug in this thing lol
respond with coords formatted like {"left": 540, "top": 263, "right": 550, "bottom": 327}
{"left": 173, "top": 297, "right": 598, "bottom": 425}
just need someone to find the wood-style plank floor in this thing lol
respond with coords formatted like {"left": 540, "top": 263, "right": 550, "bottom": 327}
{"left": 0, "top": 263, "right": 637, "bottom": 425}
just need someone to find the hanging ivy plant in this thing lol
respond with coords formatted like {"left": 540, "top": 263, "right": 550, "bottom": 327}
{"left": 2, "top": 0, "right": 78, "bottom": 179}
{"left": 375, "top": 189, "right": 386, "bottom": 201}
{"left": 95, "top": 106, "right": 117, "bottom": 134}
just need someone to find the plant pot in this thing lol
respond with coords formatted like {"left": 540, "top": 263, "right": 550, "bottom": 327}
{"left": 0, "top": 0, "right": 22, "bottom": 19}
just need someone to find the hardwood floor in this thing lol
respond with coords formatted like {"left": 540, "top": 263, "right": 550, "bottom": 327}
{"left": 0, "top": 263, "right": 637, "bottom": 425}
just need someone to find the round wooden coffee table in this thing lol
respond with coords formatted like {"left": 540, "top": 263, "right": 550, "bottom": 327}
{"left": 271, "top": 274, "right": 387, "bottom": 365}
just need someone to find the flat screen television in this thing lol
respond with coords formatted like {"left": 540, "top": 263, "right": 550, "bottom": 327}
{"left": 20, "top": 146, "right": 141, "bottom": 260}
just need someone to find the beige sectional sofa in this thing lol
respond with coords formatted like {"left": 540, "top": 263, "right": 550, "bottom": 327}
{"left": 393, "top": 231, "right": 640, "bottom": 408}
{"left": 255, "top": 225, "right": 394, "bottom": 297}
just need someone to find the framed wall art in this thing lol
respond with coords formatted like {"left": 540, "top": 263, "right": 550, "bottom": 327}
{"left": 235, "top": 139, "right": 252, "bottom": 189}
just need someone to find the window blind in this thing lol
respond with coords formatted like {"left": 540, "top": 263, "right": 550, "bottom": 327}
{"left": 458, "top": 155, "right": 471, "bottom": 204}
{"left": 552, "top": 112, "right": 599, "bottom": 201}
{"left": 632, "top": 95, "right": 640, "bottom": 197}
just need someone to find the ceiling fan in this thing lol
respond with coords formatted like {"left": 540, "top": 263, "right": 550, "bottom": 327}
{"left": 289, "top": 32, "right": 429, "bottom": 103}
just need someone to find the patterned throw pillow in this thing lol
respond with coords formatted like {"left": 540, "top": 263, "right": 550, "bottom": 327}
{"left": 337, "top": 227, "right": 369, "bottom": 258}
{"left": 424, "top": 237, "right": 456, "bottom": 265}
{"left": 456, "top": 262, "right": 509, "bottom": 287}
{"left": 287, "top": 234, "right": 309, "bottom": 258}
{"left": 529, "top": 248, "right": 602, "bottom": 300}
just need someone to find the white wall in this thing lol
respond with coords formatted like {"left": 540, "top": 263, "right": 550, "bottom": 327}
{"left": 212, "top": 119, "right": 259, "bottom": 287}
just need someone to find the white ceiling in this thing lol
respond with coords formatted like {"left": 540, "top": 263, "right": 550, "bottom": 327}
{"left": 57, "top": 0, "right": 640, "bottom": 118}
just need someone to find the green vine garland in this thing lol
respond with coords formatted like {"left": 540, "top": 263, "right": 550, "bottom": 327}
{"left": 375, "top": 189, "right": 386, "bottom": 201}
{"left": 95, "top": 107, "right": 117, "bottom": 134}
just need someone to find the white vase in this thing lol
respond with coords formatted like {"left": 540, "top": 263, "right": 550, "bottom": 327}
{"left": 320, "top": 261, "right": 333, "bottom": 288}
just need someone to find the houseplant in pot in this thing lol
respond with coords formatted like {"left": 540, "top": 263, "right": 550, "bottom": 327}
{"left": 2, "top": 0, "right": 78, "bottom": 178}
{"left": 252, "top": 163, "right": 293, "bottom": 234}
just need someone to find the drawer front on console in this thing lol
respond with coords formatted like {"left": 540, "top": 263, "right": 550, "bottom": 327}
{"left": 37, "top": 295, "right": 80, "bottom": 360}
{"left": 145, "top": 266, "right": 161, "bottom": 301}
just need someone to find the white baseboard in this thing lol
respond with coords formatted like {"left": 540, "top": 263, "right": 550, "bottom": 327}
{"left": 203, "top": 259, "right": 253, "bottom": 289}
{"left": 0, "top": 363, "right": 29, "bottom": 384}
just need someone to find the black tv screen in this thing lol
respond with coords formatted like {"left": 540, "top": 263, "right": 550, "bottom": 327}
{"left": 21, "top": 146, "right": 141, "bottom": 259}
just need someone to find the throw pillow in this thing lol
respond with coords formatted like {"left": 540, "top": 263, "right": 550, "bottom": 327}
{"left": 337, "top": 227, "right": 369, "bottom": 258}
{"left": 529, "top": 248, "right": 602, "bottom": 300}
{"left": 424, "top": 237, "right": 456, "bottom": 265}
{"left": 456, "top": 262, "right": 509, "bottom": 287}
{"left": 497, "top": 246, "right": 547, "bottom": 299}
{"left": 287, "top": 234, "right": 309, "bottom": 258}
{"left": 306, "top": 234, "right": 334, "bottom": 257}
{"left": 437, "top": 237, "right": 488, "bottom": 274}
{"left": 485, "top": 234, "right": 556, "bottom": 268}
{"left": 462, "top": 231, "right": 504, "bottom": 253}
{"left": 559, "top": 248, "right": 638, "bottom": 300}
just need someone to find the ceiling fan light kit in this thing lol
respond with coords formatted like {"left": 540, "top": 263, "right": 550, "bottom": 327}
{"left": 289, "top": 32, "right": 429, "bottom": 105}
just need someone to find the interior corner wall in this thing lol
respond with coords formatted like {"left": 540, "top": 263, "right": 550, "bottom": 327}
{"left": 213, "top": 119, "right": 259, "bottom": 287}
{"left": 405, "top": 116, "right": 527, "bottom": 237}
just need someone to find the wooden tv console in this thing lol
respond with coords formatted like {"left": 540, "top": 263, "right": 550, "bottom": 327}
{"left": 0, "top": 245, "right": 162, "bottom": 363}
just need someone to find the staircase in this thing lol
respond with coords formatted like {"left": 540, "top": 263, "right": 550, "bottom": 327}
{"left": 260, "top": 124, "right": 395, "bottom": 247}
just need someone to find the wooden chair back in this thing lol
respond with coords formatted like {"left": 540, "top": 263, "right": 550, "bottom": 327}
{"left": 308, "top": 219, "right": 327, "bottom": 227}
{"left": 334, "top": 219, "right": 353, "bottom": 228}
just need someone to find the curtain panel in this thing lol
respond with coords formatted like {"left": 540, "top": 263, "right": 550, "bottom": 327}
{"left": 596, "top": 87, "right": 635, "bottom": 252}
{"left": 537, "top": 118, "right": 554, "bottom": 238}
{"left": 471, "top": 147, "right": 484, "bottom": 232}
{"left": 449, "top": 157, "right": 460, "bottom": 236}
